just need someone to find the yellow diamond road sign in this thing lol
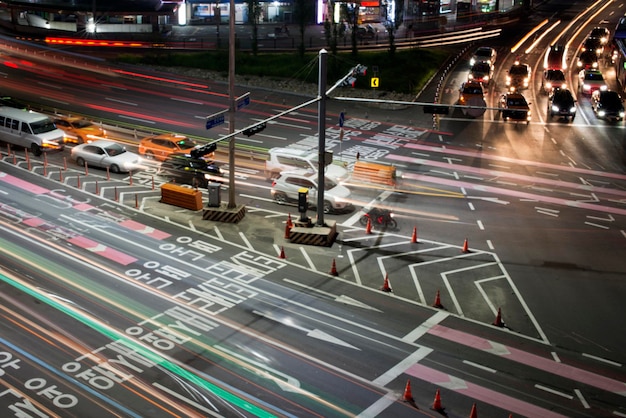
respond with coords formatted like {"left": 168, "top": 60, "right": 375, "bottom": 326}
{"left": 371, "top": 77, "right": 379, "bottom": 88}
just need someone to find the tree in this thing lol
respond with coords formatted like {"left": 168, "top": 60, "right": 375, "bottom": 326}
{"left": 293, "top": 0, "right": 315, "bottom": 58}
{"left": 247, "top": 0, "right": 262, "bottom": 56}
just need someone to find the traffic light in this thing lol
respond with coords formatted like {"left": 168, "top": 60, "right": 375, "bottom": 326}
{"left": 341, "top": 76, "right": 357, "bottom": 87}
{"left": 242, "top": 122, "right": 267, "bottom": 137}
{"left": 190, "top": 142, "right": 217, "bottom": 159}
{"left": 356, "top": 64, "right": 367, "bottom": 76}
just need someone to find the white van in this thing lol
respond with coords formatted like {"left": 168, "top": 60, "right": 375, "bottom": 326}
{"left": 265, "top": 147, "right": 349, "bottom": 183}
{"left": 0, "top": 107, "right": 65, "bottom": 156}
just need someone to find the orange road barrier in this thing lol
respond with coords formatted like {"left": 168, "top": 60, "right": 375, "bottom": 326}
{"left": 287, "top": 213, "right": 293, "bottom": 229}
{"left": 95, "top": 180, "right": 99, "bottom": 195}
{"left": 493, "top": 307, "right": 505, "bottom": 327}
{"left": 411, "top": 226, "right": 418, "bottom": 243}
{"left": 365, "top": 218, "right": 372, "bottom": 234}
{"left": 279, "top": 246, "right": 286, "bottom": 259}
{"left": 380, "top": 273, "right": 392, "bottom": 292}
{"left": 106, "top": 166, "right": 110, "bottom": 181}
{"left": 403, "top": 379, "right": 414, "bottom": 403}
{"left": 84, "top": 161, "right": 88, "bottom": 176}
{"left": 469, "top": 403, "right": 478, "bottom": 418}
{"left": 432, "top": 290, "right": 444, "bottom": 309}
{"left": 284, "top": 222, "right": 291, "bottom": 239}
{"left": 114, "top": 186, "right": 118, "bottom": 202}
{"left": 462, "top": 238, "right": 469, "bottom": 253}
{"left": 329, "top": 259, "right": 338, "bottom": 276}
{"left": 432, "top": 389, "right": 443, "bottom": 411}
{"left": 135, "top": 194, "right": 139, "bottom": 209}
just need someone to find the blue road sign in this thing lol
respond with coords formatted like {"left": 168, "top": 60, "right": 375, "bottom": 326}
{"left": 236, "top": 93, "right": 250, "bottom": 110}
{"left": 206, "top": 113, "right": 225, "bottom": 129}
{"left": 339, "top": 112, "right": 345, "bottom": 127}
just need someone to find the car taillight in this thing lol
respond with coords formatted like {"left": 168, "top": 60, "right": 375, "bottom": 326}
{"left": 271, "top": 181, "right": 276, "bottom": 187}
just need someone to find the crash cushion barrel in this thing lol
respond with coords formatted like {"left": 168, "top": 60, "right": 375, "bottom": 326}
{"left": 160, "top": 183, "right": 203, "bottom": 211}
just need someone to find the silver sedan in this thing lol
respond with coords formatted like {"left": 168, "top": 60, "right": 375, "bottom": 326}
{"left": 70, "top": 140, "right": 142, "bottom": 173}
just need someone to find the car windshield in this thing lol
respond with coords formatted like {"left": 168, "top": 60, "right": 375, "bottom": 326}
{"left": 463, "top": 86, "right": 483, "bottom": 95}
{"left": 585, "top": 72, "right": 604, "bottom": 81}
{"left": 475, "top": 49, "right": 492, "bottom": 58}
{"left": 507, "top": 97, "right": 527, "bottom": 106}
{"left": 74, "top": 119, "right": 93, "bottom": 129}
{"left": 104, "top": 143, "right": 126, "bottom": 156}
{"left": 510, "top": 66, "right": 528, "bottom": 75}
{"left": 31, "top": 119, "right": 57, "bottom": 134}
{"left": 472, "top": 63, "right": 490, "bottom": 73}
{"left": 176, "top": 138, "right": 198, "bottom": 148}
{"left": 546, "top": 70, "right": 565, "bottom": 80}
{"left": 602, "top": 93, "right": 622, "bottom": 106}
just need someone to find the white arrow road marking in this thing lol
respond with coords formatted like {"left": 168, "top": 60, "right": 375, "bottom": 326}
{"left": 284, "top": 278, "right": 382, "bottom": 312}
{"left": 569, "top": 192, "right": 599, "bottom": 202}
{"left": 88, "top": 243, "right": 107, "bottom": 253}
{"left": 485, "top": 340, "right": 511, "bottom": 356}
{"left": 466, "top": 196, "right": 510, "bottom": 205}
{"left": 252, "top": 310, "right": 360, "bottom": 350}
{"left": 215, "top": 345, "right": 302, "bottom": 393}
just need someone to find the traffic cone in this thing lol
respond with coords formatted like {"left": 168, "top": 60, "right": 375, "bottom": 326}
{"left": 287, "top": 213, "right": 293, "bottom": 229}
{"left": 365, "top": 218, "right": 372, "bottom": 234}
{"left": 279, "top": 246, "right": 286, "bottom": 259}
{"left": 411, "top": 226, "right": 418, "bottom": 243}
{"left": 461, "top": 238, "right": 469, "bottom": 253}
{"left": 432, "top": 290, "right": 444, "bottom": 309}
{"left": 432, "top": 389, "right": 443, "bottom": 411}
{"left": 380, "top": 273, "right": 392, "bottom": 292}
{"left": 402, "top": 379, "right": 414, "bottom": 403}
{"left": 329, "top": 259, "right": 338, "bottom": 276}
{"left": 469, "top": 403, "right": 478, "bottom": 418}
{"left": 493, "top": 307, "right": 504, "bottom": 327}
{"left": 284, "top": 222, "right": 291, "bottom": 239}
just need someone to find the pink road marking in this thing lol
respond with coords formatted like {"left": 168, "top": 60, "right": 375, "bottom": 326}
{"left": 429, "top": 325, "right": 626, "bottom": 396}
{"left": 0, "top": 173, "right": 49, "bottom": 194}
{"left": 119, "top": 219, "right": 171, "bottom": 240}
{"left": 68, "top": 236, "right": 137, "bottom": 266}
{"left": 388, "top": 153, "right": 626, "bottom": 199}
{"left": 401, "top": 142, "right": 626, "bottom": 182}
{"left": 406, "top": 363, "right": 568, "bottom": 418}
{"left": 399, "top": 170, "right": 626, "bottom": 216}
{"left": 72, "top": 203, "right": 95, "bottom": 211}
{"left": 22, "top": 217, "right": 46, "bottom": 227}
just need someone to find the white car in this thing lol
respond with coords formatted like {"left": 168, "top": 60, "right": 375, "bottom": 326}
{"left": 469, "top": 47, "right": 497, "bottom": 66}
{"left": 578, "top": 69, "right": 607, "bottom": 95}
{"left": 270, "top": 170, "right": 353, "bottom": 214}
{"left": 265, "top": 147, "right": 349, "bottom": 183}
{"left": 71, "top": 139, "right": 142, "bottom": 173}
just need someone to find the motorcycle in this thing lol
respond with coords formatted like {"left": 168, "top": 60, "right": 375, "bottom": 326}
{"left": 359, "top": 207, "right": 397, "bottom": 229}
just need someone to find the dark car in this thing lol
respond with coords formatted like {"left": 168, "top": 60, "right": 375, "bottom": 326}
{"left": 591, "top": 90, "right": 625, "bottom": 121}
{"left": 505, "top": 62, "right": 531, "bottom": 91}
{"left": 589, "top": 26, "right": 610, "bottom": 45}
{"left": 583, "top": 36, "right": 604, "bottom": 55}
{"left": 542, "top": 69, "right": 566, "bottom": 94}
{"left": 547, "top": 88, "right": 576, "bottom": 121}
{"left": 0, "top": 96, "right": 28, "bottom": 110}
{"left": 159, "top": 150, "right": 223, "bottom": 188}
{"left": 499, "top": 92, "right": 531, "bottom": 123}
{"left": 468, "top": 62, "right": 494, "bottom": 85}
{"left": 545, "top": 44, "right": 566, "bottom": 70}
{"left": 577, "top": 50, "right": 599, "bottom": 69}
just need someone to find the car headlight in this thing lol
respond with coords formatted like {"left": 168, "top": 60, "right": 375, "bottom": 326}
{"left": 546, "top": 82, "right": 552, "bottom": 89}
{"left": 562, "top": 83, "right": 567, "bottom": 89}
{"left": 552, "top": 105, "right": 560, "bottom": 112}
{"left": 468, "top": 74, "right": 474, "bottom": 80}
{"left": 583, "top": 84, "right": 591, "bottom": 90}
{"left": 483, "top": 75, "right": 489, "bottom": 82}
{"left": 620, "top": 111, "right": 626, "bottom": 118}
{"left": 470, "top": 58, "right": 476, "bottom": 66}
{"left": 592, "top": 62, "right": 598, "bottom": 68}
{"left": 601, "top": 85, "right": 608, "bottom": 91}
{"left": 598, "top": 110, "right": 606, "bottom": 117}
{"left": 570, "top": 107, "right": 577, "bottom": 113}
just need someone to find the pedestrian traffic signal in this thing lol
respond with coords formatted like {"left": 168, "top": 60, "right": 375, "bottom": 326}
{"left": 242, "top": 122, "right": 267, "bottom": 137}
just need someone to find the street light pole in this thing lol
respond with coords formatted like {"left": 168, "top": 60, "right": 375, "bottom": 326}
{"left": 227, "top": 0, "right": 236, "bottom": 209}
{"left": 316, "top": 49, "right": 327, "bottom": 227}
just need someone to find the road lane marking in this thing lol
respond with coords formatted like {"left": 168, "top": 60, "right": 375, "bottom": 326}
{"left": 463, "top": 360, "right": 496, "bottom": 373}
{"left": 402, "top": 310, "right": 448, "bottom": 343}
{"left": 535, "top": 384, "right": 573, "bottom": 399}
{"left": 574, "top": 388, "right": 590, "bottom": 409}
{"left": 372, "top": 346, "right": 433, "bottom": 386}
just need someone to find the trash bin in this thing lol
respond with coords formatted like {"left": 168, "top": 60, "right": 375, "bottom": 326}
{"left": 207, "top": 182, "right": 221, "bottom": 207}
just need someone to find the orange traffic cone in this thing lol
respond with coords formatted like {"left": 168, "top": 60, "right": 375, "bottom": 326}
{"left": 432, "top": 290, "right": 444, "bottom": 309}
{"left": 380, "top": 273, "right": 392, "bottom": 292}
{"left": 329, "top": 259, "right": 338, "bottom": 276}
{"left": 461, "top": 238, "right": 469, "bottom": 253}
{"left": 279, "top": 246, "right": 286, "bottom": 259}
{"left": 402, "top": 379, "right": 414, "bottom": 403}
{"left": 365, "top": 218, "right": 372, "bottom": 234}
{"left": 284, "top": 222, "right": 291, "bottom": 239}
{"left": 493, "top": 307, "right": 504, "bottom": 327}
{"left": 287, "top": 213, "right": 293, "bottom": 229}
{"left": 469, "top": 403, "right": 478, "bottom": 418}
{"left": 411, "top": 226, "right": 418, "bottom": 243}
{"left": 432, "top": 389, "right": 443, "bottom": 411}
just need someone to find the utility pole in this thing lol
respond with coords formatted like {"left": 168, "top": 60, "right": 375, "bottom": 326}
{"left": 316, "top": 49, "right": 327, "bottom": 227}
{"left": 227, "top": 0, "right": 236, "bottom": 209}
